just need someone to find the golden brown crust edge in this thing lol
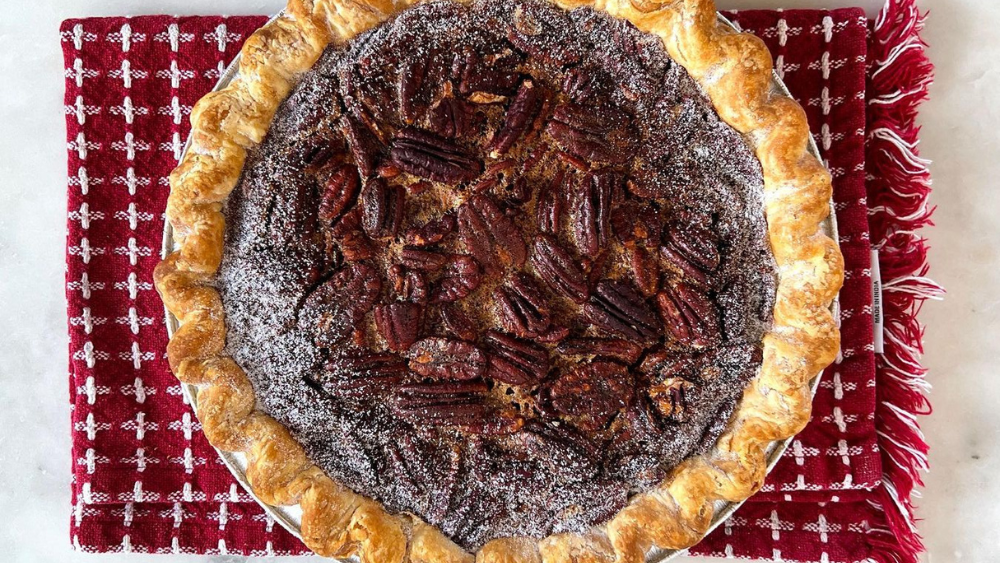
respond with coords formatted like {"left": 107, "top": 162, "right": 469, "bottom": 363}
{"left": 153, "top": 0, "right": 844, "bottom": 561}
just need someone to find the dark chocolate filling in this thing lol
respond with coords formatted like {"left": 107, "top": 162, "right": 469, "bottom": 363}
{"left": 218, "top": 0, "right": 776, "bottom": 549}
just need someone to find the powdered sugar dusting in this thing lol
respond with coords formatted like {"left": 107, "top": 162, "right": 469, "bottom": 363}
{"left": 217, "top": 0, "right": 775, "bottom": 549}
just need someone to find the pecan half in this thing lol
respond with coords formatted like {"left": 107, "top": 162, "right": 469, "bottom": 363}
{"left": 663, "top": 224, "right": 720, "bottom": 272}
{"left": 392, "top": 380, "right": 488, "bottom": 420}
{"left": 440, "top": 304, "right": 478, "bottom": 341}
{"left": 530, "top": 234, "right": 588, "bottom": 303}
{"left": 318, "top": 164, "right": 361, "bottom": 223}
{"left": 656, "top": 283, "right": 720, "bottom": 348}
{"left": 583, "top": 279, "right": 661, "bottom": 341}
{"left": 299, "top": 262, "right": 381, "bottom": 347}
{"left": 628, "top": 244, "right": 659, "bottom": 297}
{"left": 374, "top": 302, "right": 422, "bottom": 352}
{"left": 265, "top": 163, "right": 322, "bottom": 250}
{"left": 404, "top": 214, "right": 456, "bottom": 247}
{"left": 483, "top": 330, "right": 549, "bottom": 386}
{"left": 546, "top": 102, "right": 633, "bottom": 164}
{"left": 488, "top": 80, "right": 549, "bottom": 157}
{"left": 571, "top": 171, "right": 618, "bottom": 256}
{"left": 406, "top": 337, "right": 486, "bottom": 380}
{"left": 386, "top": 434, "right": 461, "bottom": 524}
{"left": 457, "top": 194, "right": 527, "bottom": 274}
{"left": 300, "top": 139, "right": 343, "bottom": 176}
{"left": 398, "top": 57, "right": 430, "bottom": 124}
{"left": 562, "top": 63, "right": 611, "bottom": 103}
{"left": 392, "top": 380, "right": 523, "bottom": 435}
{"left": 548, "top": 361, "right": 634, "bottom": 431}
{"left": 340, "top": 114, "right": 382, "bottom": 178}
{"left": 342, "top": 69, "right": 393, "bottom": 140}
{"left": 494, "top": 273, "right": 551, "bottom": 338}
{"left": 318, "top": 351, "right": 409, "bottom": 398}
{"left": 331, "top": 208, "right": 376, "bottom": 261}
{"left": 659, "top": 243, "right": 710, "bottom": 290}
{"left": 625, "top": 166, "right": 667, "bottom": 199}
{"left": 390, "top": 127, "right": 482, "bottom": 183}
{"left": 555, "top": 337, "right": 644, "bottom": 365}
{"left": 432, "top": 254, "right": 482, "bottom": 303}
{"left": 359, "top": 178, "right": 404, "bottom": 239}
{"left": 427, "top": 97, "right": 476, "bottom": 139}
{"left": 399, "top": 247, "right": 449, "bottom": 272}
{"left": 452, "top": 46, "right": 521, "bottom": 98}
{"left": 536, "top": 169, "right": 568, "bottom": 235}
{"left": 521, "top": 420, "right": 598, "bottom": 480}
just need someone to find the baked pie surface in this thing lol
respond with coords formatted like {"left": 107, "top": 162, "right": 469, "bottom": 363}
{"left": 219, "top": 0, "right": 775, "bottom": 548}
{"left": 155, "top": 0, "right": 843, "bottom": 560}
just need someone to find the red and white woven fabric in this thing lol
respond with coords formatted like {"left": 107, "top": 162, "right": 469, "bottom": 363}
{"left": 61, "top": 2, "right": 937, "bottom": 561}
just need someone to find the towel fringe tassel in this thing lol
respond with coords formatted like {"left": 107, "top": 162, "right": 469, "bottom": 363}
{"left": 865, "top": 1, "right": 942, "bottom": 562}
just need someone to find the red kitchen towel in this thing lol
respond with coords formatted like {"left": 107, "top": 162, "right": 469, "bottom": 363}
{"left": 62, "top": 2, "right": 937, "bottom": 561}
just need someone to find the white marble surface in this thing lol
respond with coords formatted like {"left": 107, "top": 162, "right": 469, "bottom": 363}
{"left": 0, "top": 0, "right": 991, "bottom": 561}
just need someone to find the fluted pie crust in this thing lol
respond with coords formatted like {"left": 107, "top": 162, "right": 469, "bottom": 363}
{"left": 154, "top": 0, "right": 844, "bottom": 561}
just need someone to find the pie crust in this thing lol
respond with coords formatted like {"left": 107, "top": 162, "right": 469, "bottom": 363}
{"left": 154, "top": 0, "right": 844, "bottom": 561}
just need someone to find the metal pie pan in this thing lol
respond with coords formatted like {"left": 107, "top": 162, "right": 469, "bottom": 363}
{"left": 161, "top": 11, "right": 838, "bottom": 562}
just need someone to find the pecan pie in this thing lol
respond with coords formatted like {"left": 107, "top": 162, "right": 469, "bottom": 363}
{"left": 156, "top": 0, "right": 844, "bottom": 561}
